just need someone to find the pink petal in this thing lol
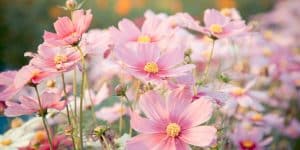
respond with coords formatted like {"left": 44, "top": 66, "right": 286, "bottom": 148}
{"left": 161, "top": 64, "right": 195, "bottom": 77}
{"left": 139, "top": 91, "right": 168, "bottom": 121}
{"left": 136, "top": 44, "right": 160, "bottom": 63}
{"left": 179, "top": 99, "right": 213, "bottom": 128}
{"left": 180, "top": 126, "right": 216, "bottom": 147}
{"left": 126, "top": 133, "right": 166, "bottom": 149}
{"left": 130, "top": 111, "right": 166, "bottom": 134}
{"left": 157, "top": 48, "right": 184, "bottom": 69}
{"left": 153, "top": 137, "right": 176, "bottom": 150}
{"left": 118, "top": 18, "right": 140, "bottom": 41}
{"left": 53, "top": 17, "right": 75, "bottom": 37}
{"left": 204, "top": 9, "right": 228, "bottom": 27}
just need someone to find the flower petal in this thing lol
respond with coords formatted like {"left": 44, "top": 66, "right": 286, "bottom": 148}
{"left": 180, "top": 126, "right": 216, "bottom": 147}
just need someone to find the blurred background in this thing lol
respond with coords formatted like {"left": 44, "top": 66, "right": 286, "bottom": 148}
{"left": 0, "top": 0, "right": 274, "bottom": 71}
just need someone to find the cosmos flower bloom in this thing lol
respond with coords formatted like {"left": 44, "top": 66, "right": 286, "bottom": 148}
{"left": 200, "top": 9, "right": 246, "bottom": 39}
{"left": 115, "top": 44, "right": 195, "bottom": 82}
{"left": 230, "top": 125, "right": 272, "bottom": 150}
{"left": 167, "top": 74, "right": 195, "bottom": 101}
{"left": 43, "top": 9, "right": 93, "bottom": 46}
{"left": 4, "top": 89, "right": 67, "bottom": 117}
{"left": 109, "top": 17, "right": 172, "bottom": 47}
{"left": 79, "top": 29, "right": 112, "bottom": 58}
{"left": 30, "top": 44, "right": 81, "bottom": 73}
{"left": 95, "top": 103, "right": 128, "bottom": 123}
{"left": 223, "top": 79, "right": 265, "bottom": 112}
{"left": 127, "top": 91, "right": 216, "bottom": 149}
{"left": 0, "top": 65, "right": 52, "bottom": 101}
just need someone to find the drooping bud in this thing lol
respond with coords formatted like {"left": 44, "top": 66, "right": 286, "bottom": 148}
{"left": 115, "top": 84, "right": 127, "bottom": 96}
{"left": 0, "top": 101, "right": 6, "bottom": 115}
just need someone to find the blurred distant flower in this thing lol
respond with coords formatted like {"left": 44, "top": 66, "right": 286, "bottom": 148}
{"left": 216, "top": 0, "right": 236, "bottom": 9}
{"left": 230, "top": 125, "right": 272, "bottom": 150}
{"left": 127, "top": 91, "right": 216, "bottom": 149}
{"left": 115, "top": 0, "right": 132, "bottom": 16}
{"left": 96, "top": 103, "right": 128, "bottom": 123}
{"left": 43, "top": 9, "right": 93, "bottom": 46}
{"left": 0, "top": 71, "right": 18, "bottom": 101}
{"left": 201, "top": 9, "right": 246, "bottom": 39}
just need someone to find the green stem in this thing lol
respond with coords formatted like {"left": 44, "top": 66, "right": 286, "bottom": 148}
{"left": 34, "top": 85, "right": 53, "bottom": 150}
{"left": 84, "top": 74, "right": 97, "bottom": 126}
{"left": 101, "top": 135, "right": 112, "bottom": 150}
{"left": 73, "top": 69, "right": 77, "bottom": 118}
{"left": 61, "top": 73, "right": 77, "bottom": 150}
{"left": 202, "top": 40, "right": 216, "bottom": 83}
{"left": 77, "top": 46, "right": 85, "bottom": 150}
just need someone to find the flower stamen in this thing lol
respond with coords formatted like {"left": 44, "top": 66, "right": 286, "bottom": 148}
{"left": 166, "top": 123, "right": 181, "bottom": 137}
{"left": 144, "top": 62, "right": 159, "bottom": 73}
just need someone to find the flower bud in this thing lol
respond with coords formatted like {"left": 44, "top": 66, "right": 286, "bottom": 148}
{"left": 64, "top": 125, "right": 73, "bottom": 136}
{"left": 46, "top": 80, "right": 56, "bottom": 88}
{"left": 115, "top": 84, "right": 127, "bottom": 96}
{"left": 94, "top": 125, "right": 109, "bottom": 137}
{"left": 65, "top": 0, "right": 77, "bottom": 10}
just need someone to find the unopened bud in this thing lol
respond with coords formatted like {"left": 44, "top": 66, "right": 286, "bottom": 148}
{"left": 46, "top": 80, "right": 56, "bottom": 88}
{"left": 115, "top": 84, "right": 127, "bottom": 96}
{"left": 65, "top": 0, "right": 77, "bottom": 10}
{"left": 94, "top": 125, "right": 109, "bottom": 137}
{"left": 64, "top": 125, "right": 73, "bottom": 136}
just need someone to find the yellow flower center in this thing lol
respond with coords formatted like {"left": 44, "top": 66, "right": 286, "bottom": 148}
{"left": 10, "top": 118, "right": 23, "bottom": 129}
{"left": 231, "top": 87, "right": 245, "bottom": 96}
{"left": 251, "top": 113, "right": 263, "bottom": 122}
{"left": 166, "top": 123, "right": 181, "bottom": 137}
{"left": 117, "top": 106, "right": 126, "bottom": 115}
{"left": 144, "top": 62, "right": 159, "bottom": 73}
{"left": 46, "top": 80, "right": 56, "bottom": 88}
{"left": 54, "top": 54, "right": 67, "bottom": 64}
{"left": 137, "top": 35, "right": 151, "bottom": 43}
{"left": 0, "top": 139, "right": 12, "bottom": 146}
{"left": 209, "top": 24, "right": 223, "bottom": 34}
{"left": 262, "top": 48, "right": 272, "bottom": 57}
{"left": 241, "top": 140, "right": 255, "bottom": 148}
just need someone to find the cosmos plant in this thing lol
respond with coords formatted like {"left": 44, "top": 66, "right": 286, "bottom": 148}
{"left": 0, "top": 0, "right": 300, "bottom": 150}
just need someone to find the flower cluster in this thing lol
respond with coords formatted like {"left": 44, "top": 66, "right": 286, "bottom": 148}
{"left": 0, "top": 0, "right": 300, "bottom": 150}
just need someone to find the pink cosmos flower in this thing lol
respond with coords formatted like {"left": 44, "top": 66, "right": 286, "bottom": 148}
{"left": 282, "top": 119, "right": 300, "bottom": 139}
{"left": 115, "top": 44, "right": 195, "bottom": 82}
{"left": 96, "top": 103, "right": 128, "bottom": 123}
{"left": 200, "top": 9, "right": 246, "bottom": 39}
{"left": 223, "top": 79, "right": 265, "bottom": 112}
{"left": 84, "top": 83, "right": 109, "bottom": 107}
{"left": 4, "top": 89, "right": 67, "bottom": 117}
{"left": 230, "top": 125, "right": 272, "bottom": 150}
{"left": 43, "top": 9, "right": 93, "bottom": 46}
{"left": 167, "top": 74, "right": 194, "bottom": 101}
{"left": 109, "top": 17, "right": 172, "bottom": 47}
{"left": 30, "top": 44, "right": 81, "bottom": 73}
{"left": 79, "top": 29, "right": 112, "bottom": 58}
{"left": 127, "top": 91, "right": 216, "bottom": 149}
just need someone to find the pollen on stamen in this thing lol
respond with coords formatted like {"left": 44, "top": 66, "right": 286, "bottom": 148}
{"left": 144, "top": 62, "right": 159, "bottom": 73}
{"left": 137, "top": 35, "right": 151, "bottom": 43}
{"left": 209, "top": 24, "right": 223, "bottom": 34}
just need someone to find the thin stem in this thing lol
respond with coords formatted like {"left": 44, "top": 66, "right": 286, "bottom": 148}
{"left": 202, "top": 40, "right": 216, "bottom": 83}
{"left": 77, "top": 46, "right": 85, "bottom": 150}
{"left": 34, "top": 86, "right": 53, "bottom": 150}
{"left": 84, "top": 74, "right": 97, "bottom": 126}
{"left": 124, "top": 95, "right": 134, "bottom": 111}
{"left": 119, "top": 100, "right": 124, "bottom": 134}
{"left": 101, "top": 135, "right": 112, "bottom": 150}
{"left": 73, "top": 69, "right": 77, "bottom": 118}
{"left": 61, "top": 73, "right": 77, "bottom": 150}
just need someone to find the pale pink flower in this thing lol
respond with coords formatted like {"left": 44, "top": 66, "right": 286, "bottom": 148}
{"left": 223, "top": 79, "right": 265, "bottom": 112}
{"left": 127, "top": 91, "right": 216, "bottom": 149}
{"left": 79, "top": 29, "right": 112, "bottom": 58}
{"left": 30, "top": 44, "right": 81, "bottom": 73}
{"left": 4, "top": 89, "right": 67, "bottom": 117}
{"left": 95, "top": 103, "right": 128, "bottom": 123}
{"left": 115, "top": 44, "right": 195, "bottom": 82}
{"left": 230, "top": 125, "right": 272, "bottom": 150}
{"left": 201, "top": 9, "right": 246, "bottom": 39}
{"left": 43, "top": 9, "right": 92, "bottom": 46}
{"left": 109, "top": 17, "right": 172, "bottom": 47}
